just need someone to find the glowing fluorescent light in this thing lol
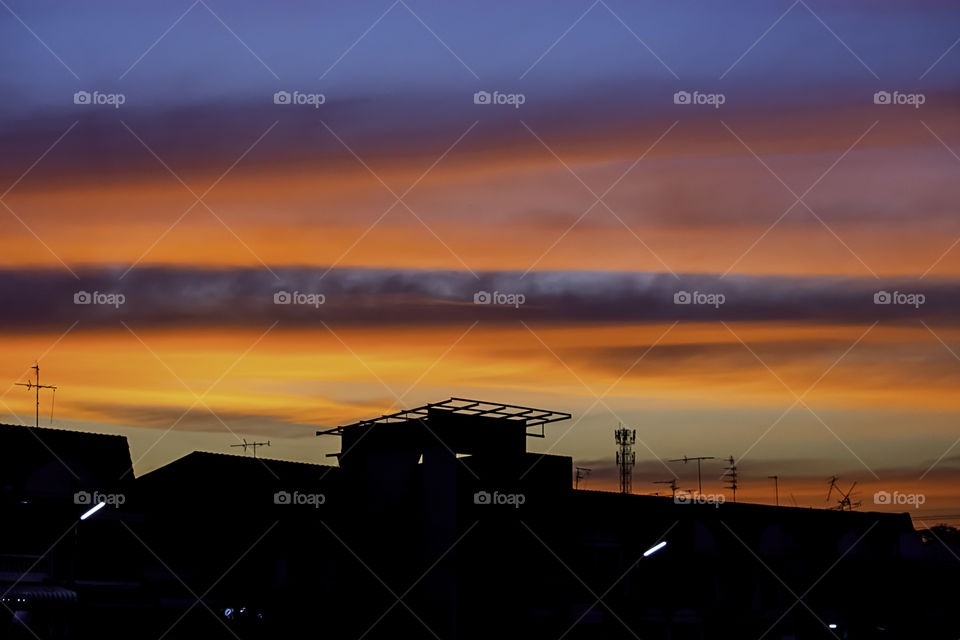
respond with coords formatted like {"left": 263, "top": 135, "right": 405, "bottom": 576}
{"left": 643, "top": 541, "right": 667, "bottom": 557}
{"left": 828, "top": 624, "right": 837, "bottom": 629}
{"left": 80, "top": 501, "right": 106, "bottom": 520}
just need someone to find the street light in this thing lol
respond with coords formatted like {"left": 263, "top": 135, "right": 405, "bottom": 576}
{"left": 80, "top": 501, "right": 106, "bottom": 521}
{"left": 643, "top": 541, "right": 667, "bottom": 557}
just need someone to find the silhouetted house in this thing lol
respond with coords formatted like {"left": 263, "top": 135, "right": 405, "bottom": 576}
{"left": 0, "top": 424, "right": 138, "bottom": 639}
{"left": 132, "top": 451, "right": 341, "bottom": 638}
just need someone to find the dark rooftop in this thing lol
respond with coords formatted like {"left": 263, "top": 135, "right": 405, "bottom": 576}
{"left": 318, "top": 397, "right": 571, "bottom": 437}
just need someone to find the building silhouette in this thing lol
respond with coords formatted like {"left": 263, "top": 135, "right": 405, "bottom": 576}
{"left": 0, "top": 399, "right": 958, "bottom": 638}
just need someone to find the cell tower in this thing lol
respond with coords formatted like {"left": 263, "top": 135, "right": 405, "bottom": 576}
{"left": 615, "top": 427, "right": 636, "bottom": 494}
{"left": 722, "top": 455, "right": 738, "bottom": 503}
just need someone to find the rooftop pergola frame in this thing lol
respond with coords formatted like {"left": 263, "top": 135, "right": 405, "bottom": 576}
{"left": 316, "top": 397, "right": 571, "bottom": 439}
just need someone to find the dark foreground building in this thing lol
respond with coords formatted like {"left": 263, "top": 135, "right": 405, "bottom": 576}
{"left": 1, "top": 399, "right": 959, "bottom": 639}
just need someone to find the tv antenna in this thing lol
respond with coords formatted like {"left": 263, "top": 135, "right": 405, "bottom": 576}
{"left": 826, "top": 475, "right": 860, "bottom": 511}
{"left": 15, "top": 363, "right": 58, "bottom": 428}
{"left": 669, "top": 456, "right": 714, "bottom": 495}
{"left": 768, "top": 475, "right": 779, "bottom": 506}
{"left": 231, "top": 439, "right": 270, "bottom": 458}
{"left": 574, "top": 467, "right": 592, "bottom": 490}
{"left": 653, "top": 478, "right": 679, "bottom": 497}
{"left": 722, "top": 456, "right": 738, "bottom": 503}
{"left": 615, "top": 427, "right": 636, "bottom": 494}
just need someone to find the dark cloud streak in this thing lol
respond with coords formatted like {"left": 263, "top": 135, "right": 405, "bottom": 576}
{"left": 1, "top": 266, "right": 956, "bottom": 331}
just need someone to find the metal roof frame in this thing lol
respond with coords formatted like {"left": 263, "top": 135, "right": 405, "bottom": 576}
{"left": 316, "top": 397, "right": 570, "bottom": 438}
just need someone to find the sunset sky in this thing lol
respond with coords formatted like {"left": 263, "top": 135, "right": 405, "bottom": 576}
{"left": 2, "top": 0, "right": 960, "bottom": 521}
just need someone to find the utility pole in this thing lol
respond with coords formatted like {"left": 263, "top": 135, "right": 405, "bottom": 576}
{"left": 768, "top": 475, "right": 779, "bottom": 506}
{"left": 15, "top": 363, "right": 58, "bottom": 428}
{"left": 669, "top": 456, "right": 714, "bottom": 495}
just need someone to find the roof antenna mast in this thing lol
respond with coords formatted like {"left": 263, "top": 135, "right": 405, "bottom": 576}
{"left": 574, "top": 466, "right": 592, "bottom": 490}
{"left": 653, "top": 478, "right": 679, "bottom": 497}
{"left": 15, "top": 362, "right": 59, "bottom": 428}
{"left": 722, "top": 456, "right": 738, "bottom": 503}
{"left": 231, "top": 439, "right": 271, "bottom": 458}
{"left": 669, "top": 455, "right": 715, "bottom": 495}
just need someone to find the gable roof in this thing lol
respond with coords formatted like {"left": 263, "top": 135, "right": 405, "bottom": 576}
{"left": 136, "top": 450, "right": 337, "bottom": 490}
{"left": 0, "top": 423, "right": 133, "bottom": 496}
